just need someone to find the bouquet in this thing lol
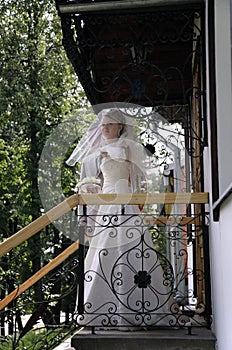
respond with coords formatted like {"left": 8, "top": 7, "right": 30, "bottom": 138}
{"left": 74, "top": 176, "right": 102, "bottom": 193}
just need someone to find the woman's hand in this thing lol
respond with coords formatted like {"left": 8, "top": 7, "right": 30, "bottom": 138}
{"left": 84, "top": 184, "right": 102, "bottom": 193}
{"left": 100, "top": 151, "right": 109, "bottom": 158}
{"left": 100, "top": 145, "right": 127, "bottom": 160}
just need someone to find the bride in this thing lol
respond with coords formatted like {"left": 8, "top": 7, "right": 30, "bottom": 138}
{"left": 66, "top": 107, "right": 182, "bottom": 330}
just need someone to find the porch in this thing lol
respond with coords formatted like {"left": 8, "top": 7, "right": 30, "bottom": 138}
{"left": 0, "top": 192, "right": 215, "bottom": 349}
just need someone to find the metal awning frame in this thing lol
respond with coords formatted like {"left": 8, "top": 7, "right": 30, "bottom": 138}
{"left": 57, "top": 0, "right": 204, "bottom": 15}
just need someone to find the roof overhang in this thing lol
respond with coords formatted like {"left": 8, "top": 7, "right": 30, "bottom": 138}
{"left": 55, "top": 1, "right": 204, "bottom": 121}
{"left": 57, "top": 0, "right": 204, "bottom": 15}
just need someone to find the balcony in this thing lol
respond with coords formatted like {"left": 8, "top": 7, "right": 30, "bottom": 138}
{"left": 0, "top": 192, "right": 216, "bottom": 349}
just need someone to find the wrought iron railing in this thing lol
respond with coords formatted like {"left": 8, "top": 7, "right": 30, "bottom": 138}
{"left": 0, "top": 193, "right": 210, "bottom": 349}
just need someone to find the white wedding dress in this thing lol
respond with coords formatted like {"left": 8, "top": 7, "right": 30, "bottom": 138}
{"left": 76, "top": 156, "right": 179, "bottom": 329}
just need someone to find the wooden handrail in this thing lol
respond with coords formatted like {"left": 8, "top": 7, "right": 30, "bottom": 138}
{"left": 0, "top": 240, "right": 79, "bottom": 311}
{"left": 78, "top": 192, "right": 209, "bottom": 205}
{"left": 0, "top": 192, "right": 209, "bottom": 311}
{"left": 144, "top": 216, "right": 202, "bottom": 225}
{"left": 0, "top": 194, "right": 78, "bottom": 258}
{"left": 0, "top": 192, "right": 208, "bottom": 258}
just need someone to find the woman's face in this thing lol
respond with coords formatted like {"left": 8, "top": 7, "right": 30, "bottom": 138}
{"left": 101, "top": 116, "right": 123, "bottom": 140}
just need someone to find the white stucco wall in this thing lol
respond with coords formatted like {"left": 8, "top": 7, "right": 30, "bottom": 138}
{"left": 209, "top": 196, "right": 232, "bottom": 350}
{"left": 214, "top": 0, "right": 232, "bottom": 195}
{"left": 205, "top": 1, "right": 232, "bottom": 349}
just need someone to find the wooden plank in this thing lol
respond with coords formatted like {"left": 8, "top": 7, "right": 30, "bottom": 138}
{"left": 0, "top": 195, "right": 79, "bottom": 258}
{"left": 0, "top": 241, "right": 79, "bottom": 311}
{"left": 78, "top": 192, "right": 209, "bottom": 205}
{"left": 144, "top": 216, "right": 201, "bottom": 225}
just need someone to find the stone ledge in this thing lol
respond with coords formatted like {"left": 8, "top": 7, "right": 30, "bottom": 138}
{"left": 71, "top": 327, "right": 216, "bottom": 350}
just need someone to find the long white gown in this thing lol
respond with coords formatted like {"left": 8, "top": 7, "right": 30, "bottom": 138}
{"left": 76, "top": 156, "right": 180, "bottom": 329}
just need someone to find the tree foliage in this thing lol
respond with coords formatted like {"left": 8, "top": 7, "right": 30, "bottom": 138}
{"left": 0, "top": 0, "right": 87, "bottom": 231}
{"left": 0, "top": 0, "right": 88, "bottom": 331}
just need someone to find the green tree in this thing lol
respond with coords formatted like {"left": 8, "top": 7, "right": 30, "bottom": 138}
{"left": 0, "top": 0, "right": 88, "bottom": 333}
